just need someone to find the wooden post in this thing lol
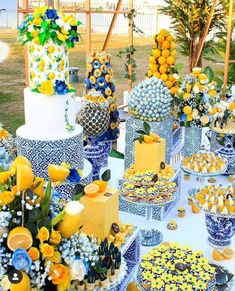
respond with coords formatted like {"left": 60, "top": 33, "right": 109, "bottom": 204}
{"left": 128, "top": 0, "right": 134, "bottom": 91}
{"left": 23, "top": 0, "right": 28, "bottom": 17}
{"left": 223, "top": 0, "right": 233, "bottom": 90}
{"left": 193, "top": 0, "right": 218, "bottom": 69}
{"left": 54, "top": 0, "right": 60, "bottom": 10}
{"left": 102, "top": 0, "right": 124, "bottom": 51}
{"left": 86, "top": 0, "right": 91, "bottom": 55}
{"left": 45, "top": 0, "right": 54, "bottom": 6}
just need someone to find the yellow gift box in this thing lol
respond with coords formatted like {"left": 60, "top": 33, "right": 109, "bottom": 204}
{"left": 80, "top": 188, "right": 119, "bottom": 239}
{"left": 133, "top": 139, "right": 166, "bottom": 173}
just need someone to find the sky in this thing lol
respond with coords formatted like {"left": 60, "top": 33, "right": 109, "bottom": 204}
{"left": 0, "top": 0, "right": 17, "bottom": 27}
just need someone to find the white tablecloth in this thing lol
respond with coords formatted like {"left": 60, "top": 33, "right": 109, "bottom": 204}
{"left": 107, "top": 157, "right": 235, "bottom": 283}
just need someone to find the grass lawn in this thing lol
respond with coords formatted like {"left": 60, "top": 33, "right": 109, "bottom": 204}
{"left": 0, "top": 30, "right": 222, "bottom": 134}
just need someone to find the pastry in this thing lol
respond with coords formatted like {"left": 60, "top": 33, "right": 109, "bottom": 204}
{"left": 177, "top": 207, "right": 186, "bottom": 217}
{"left": 167, "top": 220, "right": 178, "bottom": 230}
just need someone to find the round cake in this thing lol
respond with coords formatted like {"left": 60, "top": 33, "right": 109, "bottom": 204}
{"left": 138, "top": 242, "right": 216, "bottom": 290}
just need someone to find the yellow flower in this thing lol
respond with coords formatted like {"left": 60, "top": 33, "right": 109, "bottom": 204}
{"left": 50, "top": 251, "right": 61, "bottom": 263}
{"left": 33, "top": 36, "right": 40, "bottom": 44}
{"left": 198, "top": 73, "right": 207, "bottom": 81}
{"left": 33, "top": 6, "right": 47, "bottom": 18}
{"left": 40, "top": 243, "right": 55, "bottom": 258}
{"left": 38, "top": 80, "right": 54, "bottom": 96}
{"left": 186, "top": 274, "right": 197, "bottom": 284}
{"left": 187, "top": 114, "right": 193, "bottom": 121}
{"left": 166, "top": 284, "right": 178, "bottom": 291}
{"left": 37, "top": 227, "right": 50, "bottom": 242}
{"left": 0, "top": 129, "right": 9, "bottom": 139}
{"left": 183, "top": 92, "right": 191, "bottom": 99}
{"left": 33, "top": 18, "right": 43, "bottom": 26}
{"left": 0, "top": 191, "right": 15, "bottom": 206}
{"left": 142, "top": 271, "right": 154, "bottom": 281}
{"left": 48, "top": 46, "right": 55, "bottom": 54}
{"left": 57, "top": 33, "right": 69, "bottom": 42}
{"left": 151, "top": 278, "right": 164, "bottom": 289}
{"left": 50, "top": 230, "right": 61, "bottom": 245}
{"left": 162, "top": 273, "right": 173, "bottom": 283}
{"left": 180, "top": 283, "right": 193, "bottom": 291}
{"left": 200, "top": 115, "right": 209, "bottom": 125}
{"left": 183, "top": 105, "right": 193, "bottom": 115}
{"left": 48, "top": 72, "right": 55, "bottom": 80}
{"left": 199, "top": 271, "right": 210, "bottom": 281}
{"left": 28, "top": 247, "right": 40, "bottom": 261}
{"left": 50, "top": 264, "right": 70, "bottom": 285}
{"left": 208, "top": 89, "right": 216, "bottom": 97}
{"left": 0, "top": 171, "right": 10, "bottom": 184}
{"left": 61, "top": 27, "right": 69, "bottom": 35}
{"left": 229, "top": 101, "right": 235, "bottom": 111}
{"left": 31, "top": 30, "right": 39, "bottom": 38}
{"left": 194, "top": 281, "right": 207, "bottom": 290}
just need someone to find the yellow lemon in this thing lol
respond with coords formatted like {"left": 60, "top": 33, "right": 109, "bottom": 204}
{"left": 162, "top": 49, "right": 170, "bottom": 58}
{"left": 212, "top": 249, "right": 224, "bottom": 261}
{"left": 156, "top": 34, "right": 165, "bottom": 43}
{"left": 144, "top": 135, "right": 155, "bottom": 144}
{"left": 160, "top": 74, "right": 168, "bottom": 82}
{"left": 166, "top": 56, "right": 174, "bottom": 65}
{"left": 93, "top": 180, "right": 108, "bottom": 192}
{"left": 149, "top": 56, "right": 156, "bottom": 64}
{"left": 153, "top": 72, "right": 161, "bottom": 78}
{"left": 149, "top": 64, "right": 158, "bottom": 73}
{"left": 7, "top": 227, "right": 33, "bottom": 251}
{"left": 183, "top": 106, "right": 193, "bottom": 115}
{"left": 159, "top": 65, "right": 167, "bottom": 74}
{"left": 222, "top": 247, "right": 234, "bottom": 260}
{"left": 171, "top": 50, "right": 176, "bottom": 57}
{"left": 48, "top": 164, "right": 70, "bottom": 182}
{"left": 170, "top": 42, "right": 175, "bottom": 49}
{"left": 158, "top": 56, "right": 166, "bottom": 65}
{"left": 10, "top": 271, "right": 31, "bottom": 291}
{"left": 159, "top": 29, "right": 168, "bottom": 37}
{"left": 166, "top": 35, "right": 173, "bottom": 42}
{"left": 170, "top": 86, "right": 178, "bottom": 95}
{"left": 84, "top": 183, "right": 100, "bottom": 198}
{"left": 152, "top": 48, "right": 161, "bottom": 57}
{"left": 165, "top": 80, "right": 173, "bottom": 89}
{"left": 150, "top": 132, "right": 160, "bottom": 141}
{"left": 16, "top": 164, "right": 34, "bottom": 192}
{"left": 162, "top": 40, "right": 170, "bottom": 49}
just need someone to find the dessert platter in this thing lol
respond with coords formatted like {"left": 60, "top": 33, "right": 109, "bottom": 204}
{"left": 181, "top": 152, "right": 227, "bottom": 177}
{"left": 1, "top": 6, "right": 235, "bottom": 290}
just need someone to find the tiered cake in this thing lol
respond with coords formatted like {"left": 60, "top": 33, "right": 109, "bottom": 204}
{"left": 16, "top": 7, "right": 90, "bottom": 188}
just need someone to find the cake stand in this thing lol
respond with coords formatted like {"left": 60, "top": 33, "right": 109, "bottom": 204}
{"left": 121, "top": 192, "right": 179, "bottom": 247}
{"left": 211, "top": 127, "right": 235, "bottom": 175}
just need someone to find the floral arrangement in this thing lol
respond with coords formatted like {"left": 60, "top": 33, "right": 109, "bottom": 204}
{"left": 18, "top": 6, "right": 81, "bottom": 48}
{"left": 209, "top": 97, "right": 235, "bottom": 133}
{"left": 174, "top": 67, "right": 220, "bottom": 127}
{"left": 0, "top": 124, "right": 16, "bottom": 170}
{"left": 147, "top": 29, "right": 179, "bottom": 95}
{"left": 0, "top": 156, "right": 122, "bottom": 290}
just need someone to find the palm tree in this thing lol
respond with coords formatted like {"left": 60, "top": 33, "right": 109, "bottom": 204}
{"left": 161, "top": 0, "right": 227, "bottom": 71}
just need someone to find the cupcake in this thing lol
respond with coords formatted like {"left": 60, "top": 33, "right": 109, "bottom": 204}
{"left": 184, "top": 174, "right": 190, "bottom": 181}
{"left": 167, "top": 220, "right": 178, "bottom": 230}
{"left": 142, "top": 176, "right": 154, "bottom": 186}
{"left": 188, "top": 196, "right": 193, "bottom": 205}
{"left": 86, "top": 271, "right": 96, "bottom": 290}
{"left": 147, "top": 186, "right": 158, "bottom": 200}
{"left": 177, "top": 207, "right": 186, "bottom": 217}
{"left": 76, "top": 281, "right": 86, "bottom": 290}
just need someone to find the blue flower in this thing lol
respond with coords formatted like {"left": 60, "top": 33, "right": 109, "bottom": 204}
{"left": 93, "top": 61, "right": 101, "bottom": 69}
{"left": 67, "top": 168, "right": 81, "bottom": 183}
{"left": 180, "top": 114, "right": 187, "bottom": 122}
{"left": 97, "top": 76, "right": 106, "bottom": 88}
{"left": 84, "top": 78, "right": 91, "bottom": 89}
{"left": 12, "top": 249, "right": 32, "bottom": 273}
{"left": 105, "top": 62, "right": 111, "bottom": 69}
{"left": 45, "top": 8, "right": 58, "bottom": 20}
{"left": 55, "top": 80, "right": 69, "bottom": 95}
{"left": 112, "top": 109, "right": 119, "bottom": 120}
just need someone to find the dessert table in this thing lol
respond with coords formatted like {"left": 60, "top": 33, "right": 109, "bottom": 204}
{"left": 107, "top": 157, "right": 235, "bottom": 287}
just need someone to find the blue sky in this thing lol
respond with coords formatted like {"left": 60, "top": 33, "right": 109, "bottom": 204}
{"left": 0, "top": 0, "right": 17, "bottom": 27}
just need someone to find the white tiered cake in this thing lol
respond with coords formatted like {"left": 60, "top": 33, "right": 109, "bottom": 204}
{"left": 16, "top": 40, "right": 88, "bottom": 190}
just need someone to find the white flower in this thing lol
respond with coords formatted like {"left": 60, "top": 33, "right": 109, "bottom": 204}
{"left": 173, "top": 73, "right": 179, "bottom": 80}
{"left": 192, "top": 109, "right": 199, "bottom": 118}
{"left": 193, "top": 85, "right": 199, "bottom": 94}
{"left": 27, "top": 24, "right": 35, "bottom": 32}
{"left": 65, "top": 201, "right": 84, "bottom": 215}
{"left": 56, "top": 18, "right": 64, "bottom": 27}
{"left": 63, "top": 22, "right": 71, "bottom": 31}
{"left": 70, "top": 259, "right": 86, "bottom": 281}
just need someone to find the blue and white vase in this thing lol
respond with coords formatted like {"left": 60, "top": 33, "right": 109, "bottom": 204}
{"left": 84, "top": 137, "right": 106, "bottom": 181}
{"left": 100, "top": 140, "right": 112, "bottom": 168}
{"left": 205, "top": 213, "right": 235, "bottom": 248}
{"left": 216, "top": 134, "right": 235, "bottom": 175}
{"left": 184, "top": 126, "right": 202, "bottom": 157}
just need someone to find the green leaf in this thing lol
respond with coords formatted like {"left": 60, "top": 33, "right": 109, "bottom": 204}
{"left": 25, "top": 222, "right": 37, "bottom": 234}
{"left": 52, "top": 22, "right": 60, "bottom": 30}
{"left": 69, "top": 88, "right": 76, "bottom": 93}
{"left": 22, "top": 38, "right": 31, "bottom": 46}
{"left": 70, "top": 30, "right": 77, "bottom": 37}
{"left": 41, "top": 21, "right": 48, "bottom": 30}
{"left": 143, "top": 122, "right": 151, "bottom": 135}
{"left": 31, "top": 180, "right": 42, "bottom": 191}
{"left": 72, "top": 193, "right": 84, "bottom": 201}
{"left": 136, "top": 130, "right": 147, "bottom": 135}
{"left": 175, "top": 63, "right": 184, "bottom": 72}
{"left": 77, "top": 20, "right": 82, "bottom": 26}
{"left": 39, "top": 32, "right": 46, "bottom": 46}
{"left": 203, "top": 66, "right": 214, "bottom": 82}
{"left": 32, "top": 88, "right": 39, "bottom": 93}
{"left": 56, "top": 38, "right": 63, "bottom": 46}
{"left": 101, "top": 169, "right": 111, "bottom": 182}
{"left": 41, "top": 180, "right": 51, "bottom": 217}
{"left": 51, "top": 209, "right": 66, "bottom": 227}
{"left": 73, "top": 183, "right": 84, "bottom": 196}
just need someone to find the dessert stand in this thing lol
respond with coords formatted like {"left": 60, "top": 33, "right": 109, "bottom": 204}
{"left": 193, "top": 193, "right": 235, "bottom": 249}
{"left": 121, "top": 191, "right": 179, "bottom": 247}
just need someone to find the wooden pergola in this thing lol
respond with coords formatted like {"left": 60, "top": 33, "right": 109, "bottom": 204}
{"left": 17, "top": 0, "right": 134, "bottom": 90}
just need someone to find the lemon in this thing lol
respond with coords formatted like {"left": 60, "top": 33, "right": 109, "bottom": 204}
{"left": 48, "top": 164, "right": 70, "bottom": 182}
{"left": 93, "top": 180, "right": 108, "bottom": 192}
{"left": 84, "top": 183, "right": 100, "bottom": 198}
{"left": 10, "top": 271, "right": 31, "bottom": 291}
{"left": 143, "top": 135, "right": 155, "bottom": 144}
{"left": 7, "top": 227, "right": 33, "bottom": 251}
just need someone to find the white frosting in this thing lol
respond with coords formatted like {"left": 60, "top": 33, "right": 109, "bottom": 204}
{"left": 19, "top": 88, "right": 81, "bottom": 139}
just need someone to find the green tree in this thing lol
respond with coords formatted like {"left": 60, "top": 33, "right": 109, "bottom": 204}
{"left": 161, "top": 0, "right": 227, "bottom": 71}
